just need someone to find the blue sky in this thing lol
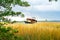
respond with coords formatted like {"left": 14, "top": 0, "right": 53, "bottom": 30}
{"left": 9, "top": 0, "right": 60, "bottom": 21}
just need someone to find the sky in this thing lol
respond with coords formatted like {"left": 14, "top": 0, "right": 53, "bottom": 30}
{"left": 8, "top": 0, "right": 60, "bottom": 21}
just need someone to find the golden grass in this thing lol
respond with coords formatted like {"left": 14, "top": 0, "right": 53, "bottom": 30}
{"left": 4, "top": 22, "right": 60, "bottom": 40}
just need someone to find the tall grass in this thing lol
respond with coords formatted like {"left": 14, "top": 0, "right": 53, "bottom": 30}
{"left": 5, "top": 22, "right": 60, "bottom": 40}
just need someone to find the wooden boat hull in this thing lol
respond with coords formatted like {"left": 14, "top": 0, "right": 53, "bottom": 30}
{"left": 24, "top": 21, "right": 32, "bottom": 24}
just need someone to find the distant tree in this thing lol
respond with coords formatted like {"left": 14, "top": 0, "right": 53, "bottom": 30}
{"left": 45, "top": 19, "right": 47, "bottom": 21}
{"left": 0, "top": 0, "right": 30, "bottom": 22}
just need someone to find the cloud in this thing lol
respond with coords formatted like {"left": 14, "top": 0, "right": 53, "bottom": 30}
{"left": 25, "top": 0, "right": 39, "bottom": 5}
{"left": 23, "top": 0, "right": 60, "bottom": 11}
{"left": 22, "top": 2, "right": 60, "bottom": 11}
{"left": 12, "top": 0, "right": 60, "bottom": 12}
{"left": 33, "top": 5, "right": 60, "bottom": 11}
{"left": 9, "top": 0, "right": 60, "bottom": 21}
{"left": 25, "top": 0, "right": 60, "bottom": 5}
{"left": 25, "top": 0, "right": 49, "bottom": 5}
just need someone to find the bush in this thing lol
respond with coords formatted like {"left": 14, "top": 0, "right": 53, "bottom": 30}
{"left": 0, "top": 23, "right": 18, "bottom": 40}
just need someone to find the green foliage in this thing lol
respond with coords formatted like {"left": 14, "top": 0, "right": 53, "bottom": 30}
{"left": 0, "top": 23, "right": 18, "bottom": 40}
{"left": 0, "top": 0, "right": 30, "bottom": 8}
{"left": 21, "top": 13, "right": 25, "bottom": 17}
{"left": 13, "top": 29, "right": 18, "bottom": 33}
{"left": 0, "top": 0, "right": 30, "bottom": 22}
{"left": 0, "top": 11, "right": 22, "bottom": 16}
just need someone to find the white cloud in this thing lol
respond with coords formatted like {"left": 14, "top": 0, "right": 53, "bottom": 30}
{"left": 25, "top": 0, "right": 39, "bottom": 5}
{"left": 22, "top": 1, "right": 60, "bottom": 11}
{"left": 12, "top": 0, "right": 60, "bottom": 12}
{"left": 33, "top": 5, "right": 60, "bottom": 11}
{"left": 22, "top": 0, "right": 60, "bottom": 11}
{"left": 25, "top": 0, "right": 60, "bottom": 5}
{"left": 7, "top": 0, "right": 60, "bottom": 21}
